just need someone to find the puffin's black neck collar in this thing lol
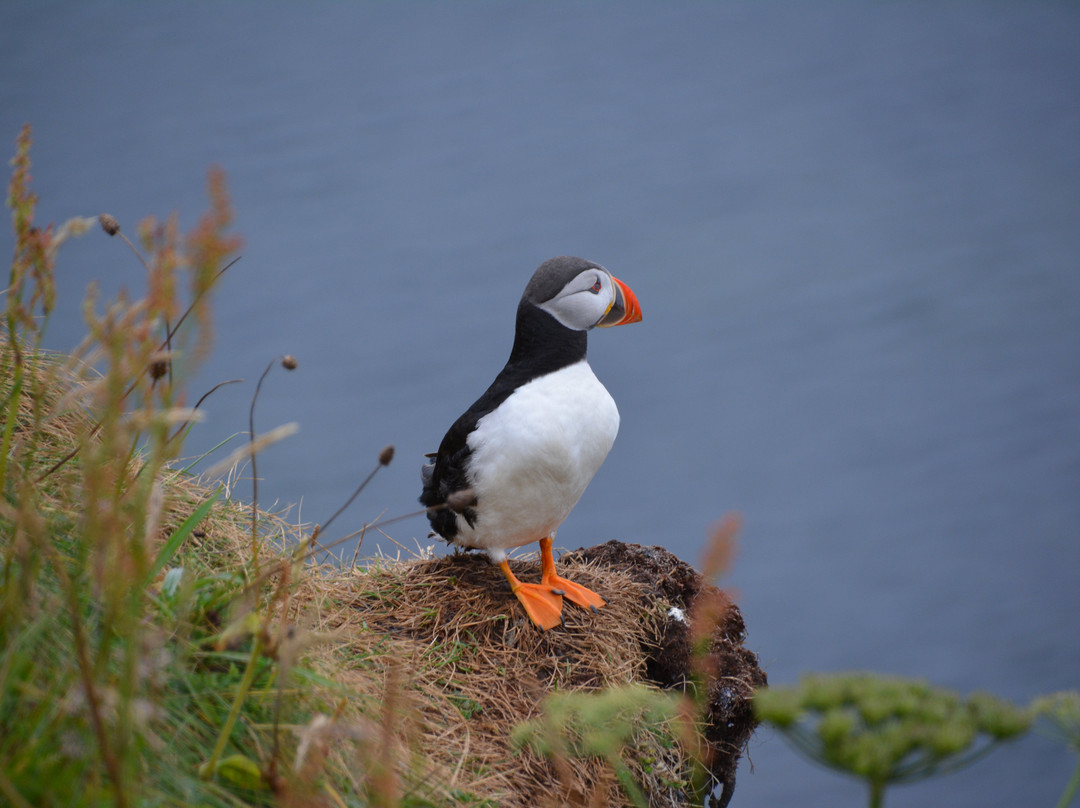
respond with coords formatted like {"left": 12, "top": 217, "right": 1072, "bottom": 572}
{"left": 505, "top": 300, "right": 588, "bottom": 378}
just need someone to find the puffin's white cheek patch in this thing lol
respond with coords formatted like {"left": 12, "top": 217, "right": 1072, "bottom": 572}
{"left": 538, "top": 289, "right": 614, "bottom": 331}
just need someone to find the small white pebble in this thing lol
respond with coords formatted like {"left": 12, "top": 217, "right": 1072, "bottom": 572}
{"left": 667, "top": 606, "right": 686, "bottom": 623}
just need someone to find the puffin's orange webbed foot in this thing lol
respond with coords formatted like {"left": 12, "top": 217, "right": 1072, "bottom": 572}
{"left": 510, "top": 581, "right": 565, "bottom": 630}
{"left": 497, "top": 559, "right": 563, "bottom": 630}
{"left": 539, "top": 536, "right": 606, "bottom": 613}
{"left": 542, "top": 572, "right": 606, "bottom": 613}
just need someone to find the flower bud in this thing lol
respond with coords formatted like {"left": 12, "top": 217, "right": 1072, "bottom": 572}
{"left": 99, "top": 213, "right": 120, "bottom": 236}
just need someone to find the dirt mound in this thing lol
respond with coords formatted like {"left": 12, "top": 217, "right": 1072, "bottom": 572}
{"left": 320, "top": 541, "right": 765, "bottom": 807}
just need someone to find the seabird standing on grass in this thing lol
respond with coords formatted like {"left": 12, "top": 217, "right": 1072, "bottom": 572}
{"left": 420, "top": 256, "right": 642, "bottom": 630}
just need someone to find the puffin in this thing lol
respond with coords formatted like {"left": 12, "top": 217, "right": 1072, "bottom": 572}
{"left": 420, "top": 256, "right": 642, "bottom": 630}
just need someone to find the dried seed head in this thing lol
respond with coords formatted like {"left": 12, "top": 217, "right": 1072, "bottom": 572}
{"left": 446, "top": 488, "right": 478, "bottom": 513}
{"left": 281, "top": 355, "right": 298, "bottom": 370}
{"left": 149, "top": 358, "right": 169, "bottom": 380}
{"left": 99, "top": 213, "right": 120, "bottom": 236}
{"left": 378, "top": 444, "right": 395, "bottom": 466}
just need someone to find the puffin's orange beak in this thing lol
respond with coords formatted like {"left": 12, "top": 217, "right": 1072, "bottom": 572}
{"left": 596, "top": 276, "right": 643, "bottom": 328}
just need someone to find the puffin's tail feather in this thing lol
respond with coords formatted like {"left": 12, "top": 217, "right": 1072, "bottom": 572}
{"left": 420, "top": 459, "right": 458, "bottom": 542}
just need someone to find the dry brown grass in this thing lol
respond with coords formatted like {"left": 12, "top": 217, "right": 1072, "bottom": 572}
{"left": 323, "top": 554, "right": 654, "bottom": 806}
{"left": 221, "top": 530, "right": 764, "bottom": 807}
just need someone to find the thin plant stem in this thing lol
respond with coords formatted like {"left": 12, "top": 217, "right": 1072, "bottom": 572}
{"left": 1057, "top": 759, "right": 1080, "bottom": 808}
{"left": 869, "top": 781, "right": 885, "bottom": 808}
{"left": 0, "top": 771, "right": 34, "bottom": 808}
{"left": 57, "top": 552, "right": 128, "bottom": 808}
{"left": 167, "top": 378, "right": 243, "bottom": 445}
{"left": 248, "top": 358, "right": 278, "bottom": 565}
{"left": 200, "top": 635, "right": 264, "bottom": 781}
{"left": 0, "top": 359, "right": 23, "bottom": 494}
{"left": 113, "top": 230, "right": 173, "bottom": 385}
{"left": 320, "top": 461, "right": 384, "bottom": 535}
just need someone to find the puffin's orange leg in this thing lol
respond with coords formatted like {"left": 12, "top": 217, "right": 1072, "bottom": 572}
{"left": 539, "top": 536, "right": 606, "bottom": 612}
{"left": 497, "top": 558, "right": 563, "bottom": 630}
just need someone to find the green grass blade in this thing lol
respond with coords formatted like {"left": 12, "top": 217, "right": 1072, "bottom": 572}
{"left": 178, "top": 432, "right": 244, "bottom": 475}
{"left": 144, "top": 485, "right": 222, "bottom": 587}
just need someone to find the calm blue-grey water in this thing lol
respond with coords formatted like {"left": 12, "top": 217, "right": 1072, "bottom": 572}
{"left": 3, "top": 3, "right": 1079, "bottom": 805}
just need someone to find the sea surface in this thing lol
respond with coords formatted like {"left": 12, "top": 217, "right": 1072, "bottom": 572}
{"left": 2, "top": 4, "right": 1078, "bottom": 805}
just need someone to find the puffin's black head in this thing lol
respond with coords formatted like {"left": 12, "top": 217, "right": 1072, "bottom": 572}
{"left": 522, "top": 256, "right": 642, "bottom": 332}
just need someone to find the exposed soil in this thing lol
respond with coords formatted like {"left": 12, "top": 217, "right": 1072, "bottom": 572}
{"left": 563, "top": 541, "right": 767, "bottom": 807}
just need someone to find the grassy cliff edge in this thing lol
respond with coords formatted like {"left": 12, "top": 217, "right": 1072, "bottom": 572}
{"left": 0, "top": 127, "right": 762, "bottom": 808}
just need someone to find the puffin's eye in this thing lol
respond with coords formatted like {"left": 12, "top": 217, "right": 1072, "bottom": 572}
{"left": 589, "top": 277, "right": 602, "bottom": 294}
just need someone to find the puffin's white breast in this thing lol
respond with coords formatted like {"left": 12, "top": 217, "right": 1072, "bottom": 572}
{"left": 456, "top": 360, "right": 619, "bottom": 559}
